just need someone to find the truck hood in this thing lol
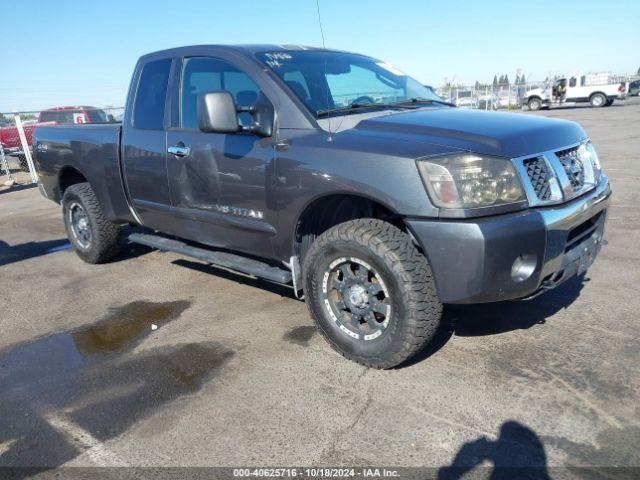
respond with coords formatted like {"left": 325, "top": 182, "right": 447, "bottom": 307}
{"left": 350, "top": 107, "right": 586, "bottom": 158}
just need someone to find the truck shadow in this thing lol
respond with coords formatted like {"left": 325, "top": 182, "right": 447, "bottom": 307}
{"left": 0, "top": 239, "right": 72, "bottom": 267}
{"left": 0, "top": 228, "right": 152, "bottom": 268}
{"left": 449, "top": 275, "right": 585, "bottom": 337}
{"left": 533, "top": 103, "right": 626, "bottom": 111}
{"left": 0, "top": 183, "right": 38, "bottom": 195}
{"left": 402, "top": 275, "right": 585, "bottom": 368}
{"left": 437, "top": 420, "right": 550, "bottom": 480}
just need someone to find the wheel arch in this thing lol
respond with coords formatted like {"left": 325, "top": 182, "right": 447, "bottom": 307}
{"left": 58, "top": 165, "right": 89, "bottom": 201}
{"left": 292, "top": 192, "right": 406, "bottom": 262}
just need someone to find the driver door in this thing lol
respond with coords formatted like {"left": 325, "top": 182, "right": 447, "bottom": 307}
{"left": 165, "top": 56, "right": 277, "bottom": 259}
{"left": 567, "top": 77, "right": 578, "bottom": 101}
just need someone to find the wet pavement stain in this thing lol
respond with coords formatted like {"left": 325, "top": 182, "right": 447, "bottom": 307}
{"left": 0, "top": 300, "right": 235, "bottom": 470}
{"left": 72, "top": 300, "right": 191, "bottom": 355}
{"left": 283, "top": 325, "right": 316, "bottom": 346}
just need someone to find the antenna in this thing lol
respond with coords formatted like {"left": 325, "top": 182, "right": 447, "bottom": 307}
{"left": 315, "top": 0, "right": 332, "bottom": 141}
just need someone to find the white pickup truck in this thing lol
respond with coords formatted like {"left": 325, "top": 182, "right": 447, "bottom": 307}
{"left": 524, "top": 73, "right": 624, "bottom": 110}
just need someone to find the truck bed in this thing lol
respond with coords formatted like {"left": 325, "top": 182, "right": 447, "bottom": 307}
{"left": 33, "top": 123, "right": 133, "bottom": 222}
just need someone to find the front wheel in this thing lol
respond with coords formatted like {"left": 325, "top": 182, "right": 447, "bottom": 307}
{"left": 62, "top": 182, "right": 121, "bottom": 263}
{"left": 528, "top": 97, "right": 542, "bottom": 111}
{"left": 303, "top": 219, "right": 442, "bottom": 369}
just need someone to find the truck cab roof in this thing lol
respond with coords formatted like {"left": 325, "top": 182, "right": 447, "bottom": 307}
{"left": 141, "top": 44, "right": 348, "bottom": 59}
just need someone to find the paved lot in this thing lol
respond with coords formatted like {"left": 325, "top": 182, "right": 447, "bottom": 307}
{"left": 1, "top": 99, "right": 639, "bottom": 478}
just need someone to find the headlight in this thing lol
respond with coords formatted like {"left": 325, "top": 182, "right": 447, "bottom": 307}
{"left": 417, "top": 153, "right": 526, "bottom": 209}
{"left": 577, "top": 141, "right": 602, "bottom": 184}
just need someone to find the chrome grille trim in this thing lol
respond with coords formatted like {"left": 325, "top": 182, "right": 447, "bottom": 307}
{"left": 512, "top": 140, "right": 596, "bottom": 207}
{"left": 522, "top": 157, "right": 552, "bottom": 200}
{"left": 556, "top": 146, "right": 584, "bottom": 190}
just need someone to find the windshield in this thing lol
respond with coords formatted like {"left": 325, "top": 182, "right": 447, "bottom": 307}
{"left": 256, "top": 50, "right": 442, "bottom": 117}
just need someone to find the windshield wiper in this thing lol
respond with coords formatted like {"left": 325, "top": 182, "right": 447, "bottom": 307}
{"left": 317, "top": 102, "right": 390, "bottom": 118}
{"left": 388, "top": 97, "right": 456, "bottom": 108}
{"left": 317, "top": 98, "right": 455, "bottom": 117}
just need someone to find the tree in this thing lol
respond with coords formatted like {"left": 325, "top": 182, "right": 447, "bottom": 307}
{"left": 504, "top": 74, "right": 510, "bottom": 86}
{"left": 520, "top": 74, "right": 526, "bottom": 85}
{"left": 493, "top": 75, "right": 498, "bottom": 88}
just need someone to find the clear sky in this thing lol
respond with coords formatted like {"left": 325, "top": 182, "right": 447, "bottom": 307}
{"left": 1, "top": 0, "right": 638, "bottom": 111}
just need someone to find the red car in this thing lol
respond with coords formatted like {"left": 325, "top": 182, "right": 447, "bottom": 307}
{"left": 0, "top": 106, "right": 109, "bottom": 154}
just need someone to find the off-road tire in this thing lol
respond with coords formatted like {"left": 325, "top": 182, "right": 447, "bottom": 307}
{"left": 590, "top": 92, "right": 607, "bottom": 108}
{"left": 303, "top": 218, "right": 442, "bottom": 369}
{"left": 62, "top": 182, "right": 121, "bottom": 263}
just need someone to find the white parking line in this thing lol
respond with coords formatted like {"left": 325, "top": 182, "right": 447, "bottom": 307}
{"left": 0, "top": 438, "right": 20, "bottom": 456}
{"left": 42, "top": 411, "right": 126, "bottom": 467}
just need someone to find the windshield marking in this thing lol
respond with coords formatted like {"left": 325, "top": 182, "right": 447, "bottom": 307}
{"left": 263, "top": 52, "right": 292, "bottom": 69}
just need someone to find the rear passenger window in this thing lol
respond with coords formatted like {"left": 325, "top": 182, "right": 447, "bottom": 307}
{"left": 180, "top": 57, "right": 260, "bottom": 129}
{"left": 133, "top": 59, "right": 172, "bottom": 130}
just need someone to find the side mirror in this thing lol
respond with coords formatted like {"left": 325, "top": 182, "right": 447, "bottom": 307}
{"left": 198, "top": 90, "right": 275, "bottom": 138}
{"left": 239, "top": 92, "right": 274, "bottom": 138}
{"left": 197, "top": 91, "right": 240, "bottom": 134}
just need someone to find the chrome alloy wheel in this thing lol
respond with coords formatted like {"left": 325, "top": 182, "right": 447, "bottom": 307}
{"left": 322, "top": 257, "right": 392, "bottom": 341}
{"left": 68, "top": 202, "right": 92, "bottom": 249}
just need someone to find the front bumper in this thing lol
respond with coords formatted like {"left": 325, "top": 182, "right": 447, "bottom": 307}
{"left": 407, "top": 176, "right": 611, "bottom": 304}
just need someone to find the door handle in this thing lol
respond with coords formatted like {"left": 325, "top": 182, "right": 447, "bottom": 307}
{"left": 168, "top": 145, "right": 191, "bottom": 157}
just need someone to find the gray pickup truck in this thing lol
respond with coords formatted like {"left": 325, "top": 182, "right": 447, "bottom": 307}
{"left": 33, "top": 45, "right": 611, "bottom": 368}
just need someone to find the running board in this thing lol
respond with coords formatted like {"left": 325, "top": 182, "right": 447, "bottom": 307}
{"left": 128, "top": 233, "right": 292, "bottom": 284}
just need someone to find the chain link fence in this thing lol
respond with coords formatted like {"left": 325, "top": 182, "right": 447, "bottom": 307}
{"left": 436, "top": 81, "right": 548, "bottom": 110}
{"left": 1, "top": 106, "right": 124, "bottom": 187}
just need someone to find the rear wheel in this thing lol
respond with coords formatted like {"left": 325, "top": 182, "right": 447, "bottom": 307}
{"left": 62, "top": 182, "right": 121, "bottom": 263}
{"left": 528, "top": 97, "right": 542, "bottom": 111}
{"left": 590, "top": 93, "right": 607, "bottom": 107}
{"left": 303, "top": 219, "right": 442, "bottom": 369}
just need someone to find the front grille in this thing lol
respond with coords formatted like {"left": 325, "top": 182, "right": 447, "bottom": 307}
{"left": 522, "top": 157, "right": 551, "bottom": 200}
{"left": 556, "top": 146, "right": 585, "bottom": 191}
{"left": 516, "top": 143, "right": 599, "bottom": 206}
